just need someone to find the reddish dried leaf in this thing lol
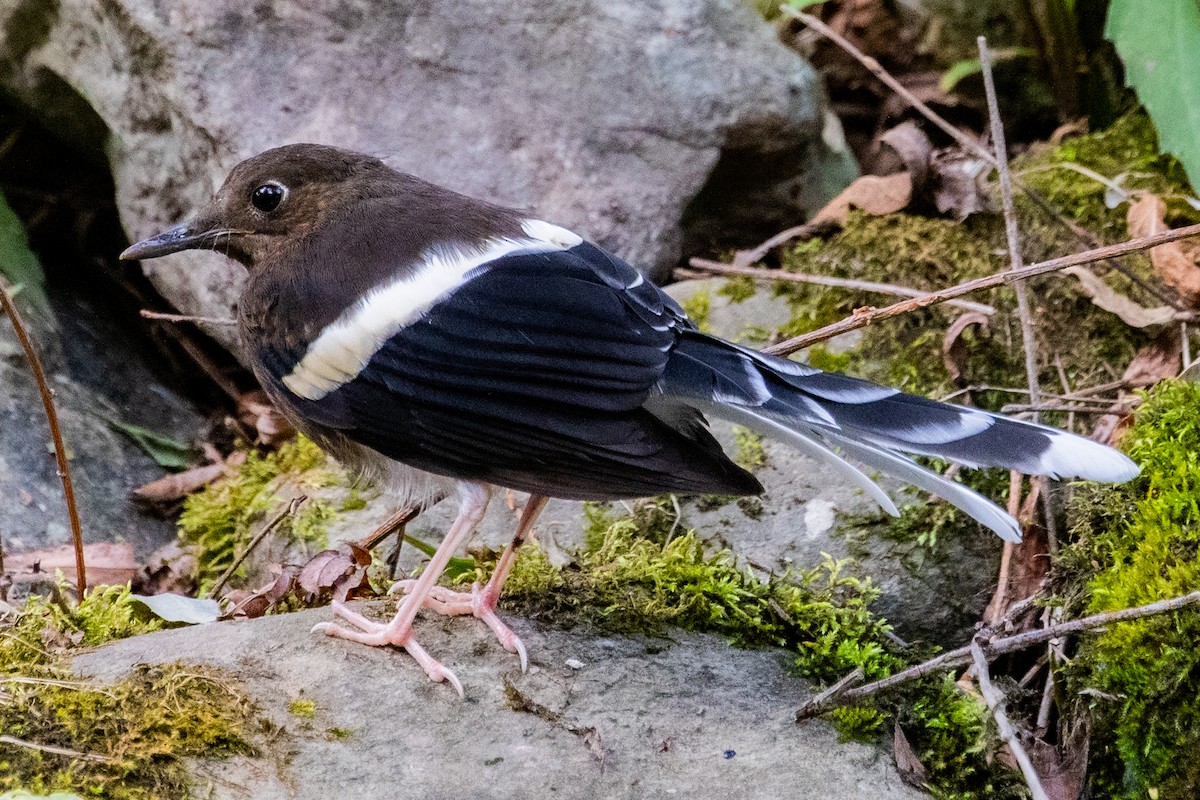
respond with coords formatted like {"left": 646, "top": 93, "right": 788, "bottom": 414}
{"left": 131, "top": 462, "right": 227, "bottom": 503}
{"left": 812, "top": 172, "right": 913, "bottom": 226}
{"left": 1093, "top": 326, "right": 1183, "bottom": 444}
{"left": 1127, "top": 194, "right": 1200, "bottom": 307}
{"left": 942, "top": 311, "right": 991, "bottom": 388}
{"left": 6, "top": 543, "right": 137, "bottom": 589}
{"left": 878, "top": 121, "right": 932, "bottom": 190}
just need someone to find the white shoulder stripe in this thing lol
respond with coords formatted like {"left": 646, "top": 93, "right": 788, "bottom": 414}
{"left": 282, "top": 219, "right": 583, "bottom": 401}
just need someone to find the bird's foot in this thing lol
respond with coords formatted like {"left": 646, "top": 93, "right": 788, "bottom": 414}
{"left": 389, "top": 580, "right": 528, "bottom": 672}
{"left": 311, "top": 599, "right": 464, "bottom": 697}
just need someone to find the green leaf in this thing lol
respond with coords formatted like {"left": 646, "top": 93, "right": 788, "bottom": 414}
{"left": 106, "top": 419, "right": 198, "bottom": 470}
{"left": 1107, "top": 0, "right": 1200, "bottom": 191}
{"left": 403, "top": 533, "right": 477, "bottom": 582}
{"left": 939, "top": 48, "right": 1037, "bottom": 94}
{"left": 130, "top": 593, "right": 220, "bottom": 624}
{"left": 0, "top": 188, "right": 48, "bottom": 314}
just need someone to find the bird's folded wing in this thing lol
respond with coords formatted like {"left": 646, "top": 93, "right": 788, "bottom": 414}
{"left": 296, "top": 246, "right": 755, "bottom": 498}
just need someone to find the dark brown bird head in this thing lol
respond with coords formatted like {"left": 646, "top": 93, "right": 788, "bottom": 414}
{"left": 121, "top": 144, "right": 394, "bottom": 267}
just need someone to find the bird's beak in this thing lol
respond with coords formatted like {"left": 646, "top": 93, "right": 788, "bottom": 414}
{"left": 120, "top": 216, "right": 229, "bottom": 260}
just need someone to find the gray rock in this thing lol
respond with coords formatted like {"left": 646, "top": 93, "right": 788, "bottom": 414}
{"left": 0, "top": 291, "right": 204, "bottom": 560}
{"left": 1, "top": 0, "right": 855, "bottom": 347}
{"left": 73, "top": 606, "right": 923, "bottom": 800}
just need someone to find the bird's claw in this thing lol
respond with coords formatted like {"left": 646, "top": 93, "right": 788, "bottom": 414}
{"left": 312, "top": 600, "right": 465, "bottom": 697}
{"left": 389, "top": 580, "right": 528, "bottom": 672}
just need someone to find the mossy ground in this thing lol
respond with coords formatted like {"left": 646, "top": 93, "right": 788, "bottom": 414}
{"left": 1058, "top": 381, "right": 1200, "bottom": 799}
{"left": 178, "top": 436, "right": 358, "bottom": 592}
{"left": 0, "top": 585, "right": 254, "bottom": 799}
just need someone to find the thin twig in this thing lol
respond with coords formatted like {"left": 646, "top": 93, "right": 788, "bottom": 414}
{"left": 0, "top": 734, "right": 115, "bottom": 763}
{"left": 763, "top": 223, "right": 1200, "bottom": 357}
{"left": 0, "top": 279, "right": 86, "bottom": 602}
{"left": 794, "top": 668, "right": 865, "bottom": 722}
{"left": 971, "top": 641, "right": 1051, "bottom": 800}
{"left": 979, "top": 38, "right": 1041, "bottom": 420}
{"left": 795, "top": 590, "right": 1200, "bottom": 719}
{"left": 686, "top": 258, "right": 996, "bottom": 315}
{"left": 730, "top": 219, "right": 841, "bottom": 268}
{"left": 139, "top": 309, "right": 237, "bottom": 326}
{"left": 206, "top": 495, "right": 307, "bottom": 598}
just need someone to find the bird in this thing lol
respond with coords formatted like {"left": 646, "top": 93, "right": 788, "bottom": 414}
{"left": 122, "top": 144, "right": 1138, "bottom": 695}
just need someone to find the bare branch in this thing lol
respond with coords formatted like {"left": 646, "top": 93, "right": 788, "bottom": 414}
{"left": 764, "top": 223, "right": 1200, "bottom": 357}
{"left": 0, "top": 733, "right": 115, "bottom": 763}
{"left": 686, "top": 258, "right": 996, "bottom": 315}
{"left": 140, "top": 309, "right": 237, "bottom": 326}
{"left": 796, "top": 590, "right": 1200, "bottom": 720}
{"left": 971, "top": 641, "right": 1051, "bottom": 800}
{"left": 0, "top": 279, "right": 86, "bottom": 601}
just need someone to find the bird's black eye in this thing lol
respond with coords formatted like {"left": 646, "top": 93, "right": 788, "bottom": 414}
{"left": 250, "top": 182, "right": 286, "bottom": 213}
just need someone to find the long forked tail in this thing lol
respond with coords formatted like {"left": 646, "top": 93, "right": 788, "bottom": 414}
{"left": 661, "top": 332, "right": 1139, "bottom": 542}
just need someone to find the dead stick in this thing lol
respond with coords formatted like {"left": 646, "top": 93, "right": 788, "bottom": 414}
{"left": 971, "top": 641, "right": 1051, "bottom": 800}
{"left": 794, "top": 667, "right": 864, "bottom": 722}
{"left": 0, "top": 280, "right": 86, "bottom": 601}
{"left": 796, "top": 590, "right": 1200, "bottom": 720}
{"left": 140, "top": 309, "right": 237, "bottom": 326}
{"left": 687, "top": 258, "right": 997, "bottom": 315}
{"left": 0, "top": 733, "right": 115, "bottom": 763}
{"left": 206, "top": 495, "right": 307, "bottom": 598}
{"left": 763, "top": 223, "right": 1200, "bottom": 357}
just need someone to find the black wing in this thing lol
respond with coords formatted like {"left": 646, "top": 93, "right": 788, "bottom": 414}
{"left": 296, "top": 242, "right": 760, "bottom": 499}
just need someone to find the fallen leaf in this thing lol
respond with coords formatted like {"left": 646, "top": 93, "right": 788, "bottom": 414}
{"left": 131, "top": 462, "right": 227, "bottom": 503}
{"left": 224, "top": 564, "right": 297, "bottom": 619}
{"left": 130, "top": 593, "right": 220, "bottom": 624}
{"left": 1030, "top": 720, "right": 1090, "bottom": 800}
{"left": 134, "top": 541, "right": 198, "bottom": 596}
{"left": 942, "top": 311, "right": 991, "bottom": 388}
{"left": 297, "top": 545, "right": 376, "bottom": 603}
{"left": 931, "top": 149, "right": 991, "bottom": 219}
{"left": 106, "top": 420, "right": 199, "bottom": 470}
{"left": 811, "top": 172, "right": 913, "bottom": 226}
{"left": 5, "top": 543, "right": 137, "bottom": 589}
{"left": 893, "top": 721, "right": 929, "bottom": 788}
{"left": 1093, "top": 326, "right": 1182, "bottom": 444}
{"left": 877, "top": 121, "right": 932, "bottom": 189}
{"left": 1063, "top": 266, "right": 1176, "bottom": 328}
{"left": 1127, "top": 194, "right": 1200, "bottom": 307}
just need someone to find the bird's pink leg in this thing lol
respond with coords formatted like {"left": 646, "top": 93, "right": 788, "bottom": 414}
{"left": 390, "top": 494, "right": 548, "bottom": 671}
{"left": 312, "top": 481, "right": 491, "bottom": 696}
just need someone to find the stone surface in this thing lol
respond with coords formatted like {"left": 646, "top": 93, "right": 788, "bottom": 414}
{"left": 73, "top": 606, "right": 923, "bottom": 800}
{"left": 0, "top": 288, "right": 205, "bottom": 560}
{"left": 1, "top": 0, "right": 855, "bottom": 348}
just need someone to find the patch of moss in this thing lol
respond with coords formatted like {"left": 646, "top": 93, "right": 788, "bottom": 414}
{"left": 1060, "top": 381, "right": 1200, "bottom": 799}
{"left": 678, "top": 288, "right": 712, "bottom": 332}
{"left": 287, "top": 698, "right": 316, "bottom": 719}
{"left": 0, "top": 586, "right": 253, "bottom": 799}
{"left": 716, "top": 275, "right": 756, "bottom": 303}
{"left": 178, "top": 436, "right": 341, "bottom": 591}
{"left": 732, "top": 425, "right": 766, "bottom": 471}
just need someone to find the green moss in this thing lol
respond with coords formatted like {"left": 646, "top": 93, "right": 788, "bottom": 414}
{"left": 178, "top": 436, "right": 340, "bottom": 591}
{"left": 0, "top": 587, "right": 253, "bottom": 799}
{"left": 732, "top": 425, "right": 766, "bottom": 471}
{"left": 716, "top": 275, "right": 756, "bottom": 303}
{"left": 1060, "top": 381, "right": 1200, "bottom": 799}
{"left": 288, "top": 698, "right": 317, "bottom": 719}
{"left": 679, "top": 289, "right": 712, "bottom": 333}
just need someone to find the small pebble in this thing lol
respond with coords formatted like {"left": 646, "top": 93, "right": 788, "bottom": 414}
{"left": 723, "top": 749, "right": 736, "bottom": 759}
{"left": 565, "top": 658, "right": 585, "bottom": 670}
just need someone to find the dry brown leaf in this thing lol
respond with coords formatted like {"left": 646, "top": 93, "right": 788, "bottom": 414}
{"left": 811, "top": 172, "right": 913, "bottom": 226}
{"left": 297, "top": 543, "right": 375, "bottom": 603}
{"left": 1093, "top": 326, "right": 1182, "bottom": 444}
{"left": 893, "top": 722, "right": 929, "bottom": 788}
{"left": 131, "top": 462, "right": 227, "bottom": 504}
{"left": 942, "top": 311, "right": 991, "bottom": 388}
{"left": 876, "top": 121, "right": 932, "bottom": 188}
{"left": 1030, "top": 721, "right": 1090, "bottom": 800}
{"left": 134, "top": 541, "right": 198, "bottom": 596}
{"left": 6, "top": 543, "right": 137, "bottom": 589}
{"left": 931, "top": 149, "right": 991, "bottom": 219}
{"left": 1127, "top": 194, "right": 1200, "bottom": 307}
{"left": 1063, "top": 266, "right": 1176, "bottom": 328}
{"left": 224, "top": 564, "right": 297, "bottom": 619}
